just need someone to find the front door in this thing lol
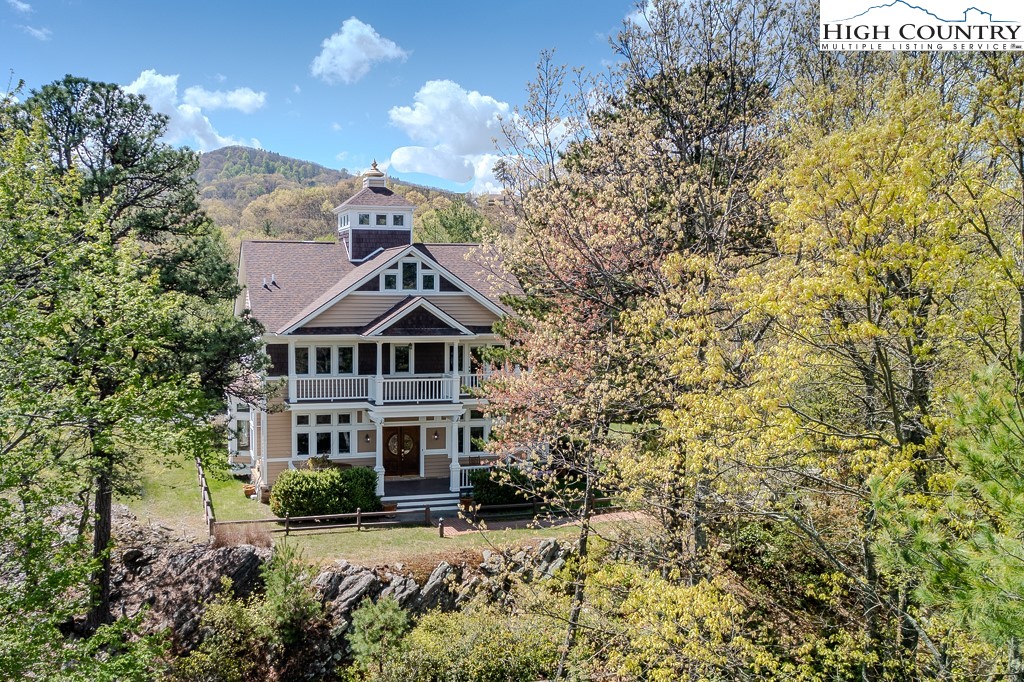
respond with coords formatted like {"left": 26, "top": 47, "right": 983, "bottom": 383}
{"left": 382, "top": 426, "right": 419, "bottom": 477}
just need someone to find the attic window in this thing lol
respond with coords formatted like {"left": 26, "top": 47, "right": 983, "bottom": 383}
{"left": 376, "top": 214, "right": 388, "bottom": 226}
{"left": 402, "top": 262, "right": 417, "bottom": 290}
{"left": 393, "top": 214, "right": 404, "bottom": 227}
{"left": 380, "top": 259, "right": 439, "bottom": 293}
{"left": 358, "top": 213, "right": 370, "bottom": 225}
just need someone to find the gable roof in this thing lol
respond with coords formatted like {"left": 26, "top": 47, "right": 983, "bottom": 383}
{"left": 239, "top": 240, "right": 521, "bottom": 335}
{"left": 332, "top": 186, "right": 415, "bottom": 211}
{"left": 362, "top": 296, "right": 474, "bottom": 337}
{"left": 239, "top": 241, "right": 354, "bottom": 334}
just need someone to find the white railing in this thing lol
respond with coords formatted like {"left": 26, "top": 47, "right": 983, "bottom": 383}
{"left": 292, "top": 375, "right": 464, "bottom": 403}
{"left": 376, "top": 375, "right": 454, "bottom": 403}
{"left": 460, "top": 464, "right": 493, "bottom": 489}
{"left": 294, "top": 376, "right": 369, "bottom": 401}
{"left": 460, "top": 372, "right": 487, "bottom": 393}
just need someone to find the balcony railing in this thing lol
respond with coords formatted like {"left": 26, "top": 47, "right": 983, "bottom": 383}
{"left": 291, "top": 374, "right": 474, "bottom": 404}
{"left": 293, "top": 376, "right": 370, "bottom": 401}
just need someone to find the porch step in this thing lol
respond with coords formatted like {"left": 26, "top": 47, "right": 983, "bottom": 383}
{"left": 381, "top": 491, "right": 461, "bottom": 511}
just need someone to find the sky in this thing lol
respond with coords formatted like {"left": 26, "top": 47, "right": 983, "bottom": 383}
{"left": 2, "top": 0, "right": 649, "bottom": 193}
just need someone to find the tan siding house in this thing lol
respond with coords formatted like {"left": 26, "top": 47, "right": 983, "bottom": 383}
{"left": 229, "top": 163, "right": 517, "bottom": 509}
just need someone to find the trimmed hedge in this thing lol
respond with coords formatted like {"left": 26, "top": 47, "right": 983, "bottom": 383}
{"left": 469, "top": 467, "right": 534, "bottom": 506}
{"left": 269, "top": 466, "right": 381, "bottom": 518}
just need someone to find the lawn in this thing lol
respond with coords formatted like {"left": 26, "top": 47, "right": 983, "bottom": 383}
{"left": 121, "top": 455, "right": 607, "bottom": 567}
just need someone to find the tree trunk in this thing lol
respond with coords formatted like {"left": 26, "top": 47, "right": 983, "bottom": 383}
{"left": 85, "top": 445, "right": 114, "bottom": 631}
{"left": 554, "top": 491, "right": 593, "bottom": 682}
{"left": 861, "top": 512, "right": 883, "bottom": 682}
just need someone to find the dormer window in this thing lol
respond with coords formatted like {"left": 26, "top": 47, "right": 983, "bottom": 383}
{"left": 358, "top": 213, "right": 370, "bottom": 225}
{"left": 379, "top": 259, "right": 438, "bottom": 293}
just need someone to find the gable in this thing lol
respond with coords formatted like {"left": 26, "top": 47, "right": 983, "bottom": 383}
{"left": 301, "top": 293, "right": 499, "bottom": 331}
{"left": 378, "top": 308, "right": 463, "bottom": 336}
{"left": 280, "top": 243, "right": 509, "bottom": 334}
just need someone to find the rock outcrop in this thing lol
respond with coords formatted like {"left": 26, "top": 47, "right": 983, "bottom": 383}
{"left": 107, "top": 506, "right": 575, "bottom": 656}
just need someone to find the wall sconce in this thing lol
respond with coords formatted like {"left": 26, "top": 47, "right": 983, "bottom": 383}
{"left": 365, "top": 433, "right": 372, "bottom": 443}
{"left": 433, "top": 431, "right": 439, "bottom": 441}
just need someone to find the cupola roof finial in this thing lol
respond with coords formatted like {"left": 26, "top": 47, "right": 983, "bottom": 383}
{"left": 365, "top": 160, "right": 385, "bottom": 178}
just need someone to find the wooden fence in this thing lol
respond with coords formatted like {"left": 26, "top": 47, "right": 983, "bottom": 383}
{"left": 195, "top": 456, "right": 216, "bottom": 536}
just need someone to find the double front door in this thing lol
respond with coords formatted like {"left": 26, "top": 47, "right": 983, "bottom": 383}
{"left": 382, "top": 426, "right": 419, "bottom": 477}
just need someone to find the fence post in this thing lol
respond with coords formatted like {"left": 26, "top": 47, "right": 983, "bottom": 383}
{"left": 285, "top": 515, "right": 290, "bottom": 536}
{"left": 438, "top": 517, "right": 444, "bottom": 538}
{"left": 356, "top": 507, "right": 362, "bottom": 531}
{"left": 424, "top": 506, "right": 431, "bottom": 527}
{"left": 532, "top": 500, "right": 539, "bottom": 517}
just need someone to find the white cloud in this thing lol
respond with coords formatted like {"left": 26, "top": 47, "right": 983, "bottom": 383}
{"left": 293, "top": 84, "right": 301, "bottom": 94}
{"left": 182, "top": 85, "right": 266, "bottom": 113}
{"left": 18, "top": 24, "right": 49, "bottom": 40}
{"left": 331, "top": 122, "right": 343, "bottom": 131}
{"left": 390, "top": 147, "right": 474, "bottom": 183}
{"left": 311, "top": 17, "right": 408, "bottom": 85}
{"left": 387, "top": 80, "right": 509, "bottom": 191}
{"left": 123, "top": 70, "right": 260, "bottom": 152}
{"left": 7, "top": 0, "right": 30, "bottom": 13}
{"left": 389, "top": 80, "right": 508, "bottom": 156}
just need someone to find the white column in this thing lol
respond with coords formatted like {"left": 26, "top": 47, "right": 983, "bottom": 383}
{"left": 370, "top": 413, "right": 385, "bottom": 496}
{"left": 287, "top": 344, "right": 296, "bottom": 401}
{"left": 448, "top": 413, "right": 463, "bottom": 493}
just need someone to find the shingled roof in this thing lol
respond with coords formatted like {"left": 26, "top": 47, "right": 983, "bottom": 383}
{"left": 239, "top": 241, "right": 520, "bottom": 335}
{"left": 332, "top": 185, "right": 415, "bottom": 210}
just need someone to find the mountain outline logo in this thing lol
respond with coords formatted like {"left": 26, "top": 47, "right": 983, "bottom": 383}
{"left": 820, "top": 0, "right": 1024, "bottom": 50}
{"left": 833, "top": 1, "right": 1013, "bottom": 23}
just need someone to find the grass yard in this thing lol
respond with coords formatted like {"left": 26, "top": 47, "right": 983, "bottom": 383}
{"left": 121, "top": 455, "right": 608, "bottom": 568}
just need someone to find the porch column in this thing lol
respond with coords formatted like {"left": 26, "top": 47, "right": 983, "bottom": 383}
{"left": 448, "top": 413, "right": 463, "bottom": 493}
{"left": 370, "top": 413, "right": 385, "bottom": 496}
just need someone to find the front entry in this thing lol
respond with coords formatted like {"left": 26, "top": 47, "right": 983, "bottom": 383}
{"left": 382, "top": 426, "right": 420, "bottom": 477}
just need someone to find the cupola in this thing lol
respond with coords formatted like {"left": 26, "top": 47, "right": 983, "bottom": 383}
{"left": 332, "top": 161, "right": 415, "bottom": 262}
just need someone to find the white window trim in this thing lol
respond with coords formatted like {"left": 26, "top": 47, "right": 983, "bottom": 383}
{"left": 293, "top": 411, "right": 358, "bottom": 459}
{"left": 293, "top": 344, "right": 359, "bottom": 377}
{"left": 390, "top": 343, "right": 414, "bottom": 375}
{"left": 378, "top": 258, "right": 439, "bottom": 294}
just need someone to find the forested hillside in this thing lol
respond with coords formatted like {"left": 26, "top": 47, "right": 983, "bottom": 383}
{"left": 195, "top": 146, "right": 495, "bottom": 249}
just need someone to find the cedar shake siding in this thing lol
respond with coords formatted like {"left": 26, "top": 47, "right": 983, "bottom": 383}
{"left": 350, "top": 229, "right": 411, "bottom": 260}
{"left": 414, "top": 343, "right": 445, "bottom": 373}
{"left": 303, "top": 294, "right": 500, "bottom": 330}
{"left": 358, "top": 343, "right": 377, "bottom": 375}
{"left": 380, "top": 309, "right": 460, "bottom": 336}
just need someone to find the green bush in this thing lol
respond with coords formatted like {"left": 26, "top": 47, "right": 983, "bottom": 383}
{"left": 269, "top": 467, "right": 382, "bottom": 518}
{"left": 469, "top": 467, "right": 533, "bottom": 506}
{"left": 339, "top": 466, "right": 382, "bottom": 512}
{"left": 372, "top": 604, "right": 559, "bottom": 682}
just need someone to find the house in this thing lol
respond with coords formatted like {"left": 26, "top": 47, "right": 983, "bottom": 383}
{"left": 227, "top": 162, "right": 515, "bottom": 509}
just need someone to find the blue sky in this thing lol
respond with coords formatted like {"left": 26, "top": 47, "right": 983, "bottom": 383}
{"left": 3, "top": 1, "right": 646, "bottom": 192}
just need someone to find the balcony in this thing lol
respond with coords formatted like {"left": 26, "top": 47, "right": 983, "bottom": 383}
{"left": 290, "top": 373, "right": 490, "bottom": 404}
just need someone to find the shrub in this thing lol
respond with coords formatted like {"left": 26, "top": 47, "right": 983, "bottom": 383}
{"left": 339, "top": 466, "right": 382, "bottom": 512}
{"left": 348, "top": 597, "right": 409, "bottom": 677}
{"left": 469, "top": 466, "right": 533, "bottom": 506}
{"left": 269, "top": 468, "right": 348, "bottom": 518}
{"left": 373, "top": 603, "right": 559, "bottom": 682}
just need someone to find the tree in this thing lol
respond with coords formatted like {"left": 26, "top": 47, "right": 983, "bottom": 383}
{"left": 415, "top": 197, "right": 488, "bottom": 243}
{"left": 14, "top": 76, "right": 263, "bottom": 630}
{"left": 0, "top": 100, "right": 164, "bottom": 680}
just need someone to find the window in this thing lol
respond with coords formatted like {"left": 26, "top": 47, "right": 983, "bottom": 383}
{"left": 358, "top": 213, "right": 370, "bottom": 225}
{"left": 393, "top": 214, "right": 404, "bottom": 226}
{"left": 470, "top": 426, "right": 485, "bottom": 452}
{"left": 315, "top": 347, "right": 332, "bottom": 374}
{"left": 340, "top": 214, "right": 349, "bottom": 228}
{"left": 457, "top": 427, "right": 465, "bottom": 453}
{"left": 295, "top": 347, "right": 310, "bottom": 375}
{"left": 337, "top": 346, "right": 354, "bottom": 374}
{"left": 376, "top": 214, "right": 388, "bottom": 226}
{"left": 394, "top": 344, "right": 411, "bottom": 373}
{"left": 384, "top": 273, "right": 397, "bottom": 290}
{"left": 295, "top": 412, "right": 356, "bottom": 458}
{"left": 236, "top": 419, "right": 250, "bottom": 450}
{"left": 402, "top": 262, "right": 417, "bottom": 290}
{"left": 459, "top": 411, "right": 490, "bottom": 456}
{"left": 421, "top": 273, "right": 436, "bottom": 290}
